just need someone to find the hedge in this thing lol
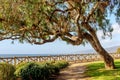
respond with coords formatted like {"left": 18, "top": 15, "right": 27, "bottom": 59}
{"left": 15, "top": 61, "right": 69, "bottom": 80}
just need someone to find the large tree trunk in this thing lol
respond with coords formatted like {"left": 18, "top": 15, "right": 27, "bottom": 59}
{"left": 98, "top": 47, "right": 115, "bottom": 69}
{"left": 84, "top": 32, "right": 115, "bottom": 69}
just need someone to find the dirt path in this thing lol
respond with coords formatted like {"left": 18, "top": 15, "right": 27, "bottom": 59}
{"left": 56, "top": 63, "right": 90, "bottom": 80}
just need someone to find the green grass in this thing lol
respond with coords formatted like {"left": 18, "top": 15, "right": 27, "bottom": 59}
{"left": 86, "top": 60, "right": 120, "bottom": 80}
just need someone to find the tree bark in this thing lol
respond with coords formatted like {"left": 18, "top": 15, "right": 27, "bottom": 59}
{"left": 84, "top": 32, "right": 115, "bottom": 69}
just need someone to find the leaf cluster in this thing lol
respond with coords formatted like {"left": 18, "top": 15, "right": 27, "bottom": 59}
{"left": 0, "top": 0, "right": 119, "bottom": 45}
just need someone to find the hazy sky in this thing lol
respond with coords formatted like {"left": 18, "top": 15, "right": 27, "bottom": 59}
{"left": 0, "top": 15, "right": 120, "bottom": 55}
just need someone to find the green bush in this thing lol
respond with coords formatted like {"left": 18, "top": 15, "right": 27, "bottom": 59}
{"left": 15, "top": 61, "right": 69, "bottom": 80}
{"left": 16, "top": 62, "right": 28, "bottom": 70}
{"left": 0, "top": 63, "right": 16, "bottom": 80}
{"left": 53, "top": 60, "right": 69, "bottom": 69}
{"left": 116, "top": 47, "right": 120, "bottom": 54}
{"left": 41, "top": 62, "right": 60, "bottom": 75}
{"left": 15, "top": 62, "right": 53, "bottom": 80}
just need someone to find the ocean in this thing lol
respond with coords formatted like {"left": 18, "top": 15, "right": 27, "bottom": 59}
{"left": 0, "top": 53, "right": 96, "bottom": 58}
{"left": 0, "top": 54, "right": 59, "bottom": 57}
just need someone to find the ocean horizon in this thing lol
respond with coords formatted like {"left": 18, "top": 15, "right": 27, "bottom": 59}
{"left": 0, "top": 53, "right": 95, "bottom": 57}
{"left": 0, "top": 54, "right": 60, "bottom": 57}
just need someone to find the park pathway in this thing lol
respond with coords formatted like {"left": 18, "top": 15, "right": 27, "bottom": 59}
{"left": 56, "top": 63, "right": 90, "bottom": 80}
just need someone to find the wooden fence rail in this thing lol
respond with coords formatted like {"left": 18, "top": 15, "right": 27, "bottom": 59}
{"left": 0, "top": 53, "right": 120, "bottom": 65}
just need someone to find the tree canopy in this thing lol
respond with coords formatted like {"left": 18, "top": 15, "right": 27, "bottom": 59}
{"left": 0, "top": 0, "right": 120, "bottom": 69}
{"left": 0, "top": 0, "right": 119, "bottom": 45}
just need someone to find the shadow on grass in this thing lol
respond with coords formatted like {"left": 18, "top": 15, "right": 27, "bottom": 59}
{"left": 86, "top": 60, "right": 120, "bottom": 80}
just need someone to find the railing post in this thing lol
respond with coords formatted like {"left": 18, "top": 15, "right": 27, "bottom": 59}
{"left": 14, "top": 57, "right": 16, "bottom": 66}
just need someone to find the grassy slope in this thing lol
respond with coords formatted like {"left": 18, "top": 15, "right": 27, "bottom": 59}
{"left": 86, "top": 59, "right": 120, "bottom": 80}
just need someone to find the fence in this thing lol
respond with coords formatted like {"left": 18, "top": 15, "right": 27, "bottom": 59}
{"left": 0, "top": 53, "right": 120, "bottom": 65}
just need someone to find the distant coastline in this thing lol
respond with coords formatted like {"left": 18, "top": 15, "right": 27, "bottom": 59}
{"left": 0, "top": 54, "right": 57, "bottom": 57}
{"left": 0, "top": 53, "right": 97, "bottom": 57}
{"left": 0, "top": 53, "right": 116, "bottom": 58}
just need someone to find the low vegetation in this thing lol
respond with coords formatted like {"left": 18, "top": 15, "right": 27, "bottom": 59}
{"left": 15, "top": 61, "right": 68, "bottom": 80}
{"left": 86, "top": 60, "right": 120, "bottom": 80}
{"left": 116, "top": 47, "right": 120, "bottom": 54}
{"left": 0, "top": 60, "right": 69, "bottom": 80}
{"left": 0, "top": 63, "right": 16, "bottom": 80}
{"left": 1, "top": 59, "right": 120, "bottom": 80}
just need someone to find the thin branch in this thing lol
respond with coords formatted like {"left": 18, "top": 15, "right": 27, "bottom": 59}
{"left": 0, "top": 36, "right": 20, "bottom": 41}
{"left": 86, "top": 1, "right": 109, "bottom": 22}
{"left": 26, "top": 34, "right": 59, "bottom": 45}
{"left": 76, "top": 11, "right": 83, "bottom": 38}
{"left": 86, "top": 2, "right": 99, "bottom": 22}
{"left": 50, "top": 8, "right": 75, "bottom": 21}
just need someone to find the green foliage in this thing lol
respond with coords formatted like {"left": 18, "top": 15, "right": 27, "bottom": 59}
{"left": 15, "top": 62, "right": 28, "bottom": 70}
{"left": 0, "top": 63, "right": 16, "bottom": 80}
{"left": 40, "top": 61, "right": 60, "bottom": 75}
{"left": 116, "top": 47, "right": 120, "bottom": 54}
{"left": 86, "top": 60, "right": 120, "bottom": 80}
{"left": 15, "top": 62, "right": 49, "bottom": 80}
{"left": 15, "top": 61, "right": 69, "bottom": 80}
{"left": 53, "top": 60, "right": 69, "bottom": 69}
{"left": 0, "top": 0, "right": 119, "bottom": 45}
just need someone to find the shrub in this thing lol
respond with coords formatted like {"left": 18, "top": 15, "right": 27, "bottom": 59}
{"left": 15, "top": 62, "right": 53, "bottom": 80}
{"left": 53, "top": 60, "right": 69, "bottom": 69}
{"left": 41, "top": 62, "right": 60, "bottom": 75}
{"left": 116, "top": 47, "right": 120, "bottom": 54}
{"left": 16, "top": 62, "right": 28, "bottom": 70}
{"left": 15, "top": 61, "right": 69, "bottom": 80}
{"left": 0, "top": 63, "right": 16, "bottom": 80}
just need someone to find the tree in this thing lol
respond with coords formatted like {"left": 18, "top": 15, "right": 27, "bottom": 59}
{"left": 0, "top": 0, "right": 120, "bottom": 69}
{"left": 116, "top": 48, "right": 120, "bottom": 54}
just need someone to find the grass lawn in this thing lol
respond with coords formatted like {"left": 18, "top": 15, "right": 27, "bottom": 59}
{"left": 86, "top": 59, "right": 120, "bottom": 80}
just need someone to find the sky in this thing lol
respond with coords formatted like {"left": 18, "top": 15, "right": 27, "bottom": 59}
{"left": 0, "top": 15, "right": 120, "bottom": 55}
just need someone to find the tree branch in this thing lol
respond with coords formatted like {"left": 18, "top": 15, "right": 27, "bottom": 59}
{"left": 60, "top": 32, "right": 83, "bottom": 45}
{"left": 83, "top": 32, "right": 98, "bottom": 51}
{"left": 86, "top": 1, "right": 109, "bottom": 22}
{"left": 50, "top": 7, "right": 75, "bottom": 21}
{"left": 26, "top": 34, "right": 59, "bottom": 45}
{"left": 76, "top": 9, "right": 83, "bottom": 38}
{"left": 86, "top": 2, "right": 99, "bottom": 22}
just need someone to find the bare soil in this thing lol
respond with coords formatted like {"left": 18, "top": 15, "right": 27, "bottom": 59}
{"left": 56, "top": 63, "right": 90, "bottom": 80}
